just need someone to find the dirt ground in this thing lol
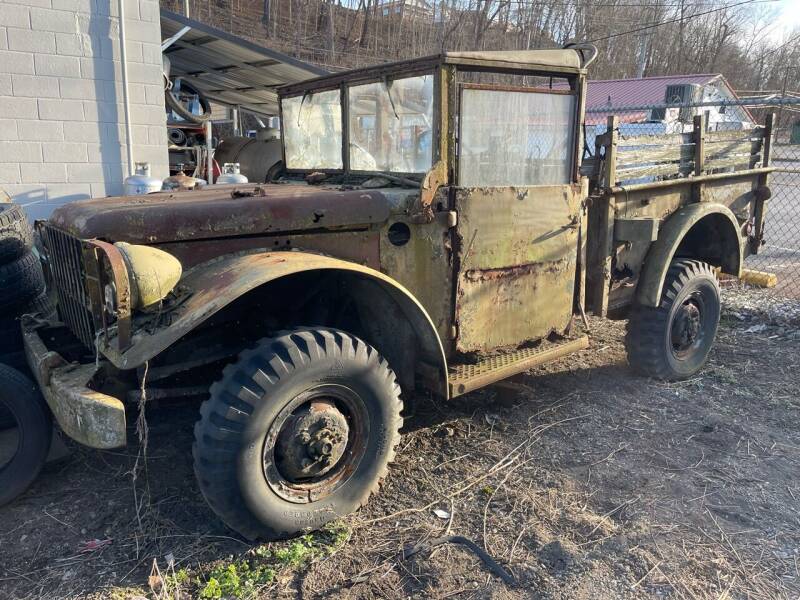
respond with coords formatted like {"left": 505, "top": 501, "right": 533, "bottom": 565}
{"left": 1, "top": 286, "right": 799, "bottom": 600}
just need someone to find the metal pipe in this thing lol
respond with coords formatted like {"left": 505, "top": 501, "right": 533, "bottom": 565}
{"left": 607, "top": 166, "right": 774, "bottom": 195}
{"left": 205, "top": 120, "right": 213, "bottom": 184}
{"left": 118, "top": 0, "right": 135, "bottom": 178}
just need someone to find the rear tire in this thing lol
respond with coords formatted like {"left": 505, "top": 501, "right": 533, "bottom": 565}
{"left": 193, "top": 327, "right": 403, "bottom": 540}
{"left": 625, "top": 259, "right": 720, "bottom": 380}
{"left": 0, "top": 364, "right": 52, "bottom": 506}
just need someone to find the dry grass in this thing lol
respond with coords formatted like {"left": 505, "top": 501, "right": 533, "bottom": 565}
{"left": 1, "top": 290, "right": 799, "bottom": 599}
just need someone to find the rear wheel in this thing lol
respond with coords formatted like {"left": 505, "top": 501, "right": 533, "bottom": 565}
{"left": 625, "top": 259, "right": 720, "bottom": 380}
{"left": 193, "top": 328, "right": 403, "bottom": 540}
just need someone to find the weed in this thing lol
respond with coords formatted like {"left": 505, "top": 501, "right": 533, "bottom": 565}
{"left": 199, "top": 561, "right": 275, "bottom": 599}
{"left": 191, "top": 521, "right": 350, "bottom": 599}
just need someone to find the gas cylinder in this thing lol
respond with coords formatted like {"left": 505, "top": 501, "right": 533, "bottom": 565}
{"left": 124, "top": 162, "right": 162, "bottom": 195}
{"left": 215, "top": 163, "right": 249, "bottom": 185}
{"left": 162, "top": 166, "right": 204, "bottom": 191}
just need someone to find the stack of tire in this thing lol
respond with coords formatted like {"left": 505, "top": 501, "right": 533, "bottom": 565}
{"left": 0, "top": 203, "right": 55, "bottom": 370}
{"left": 0, "top": 202, "right": 54, "bottom": 506}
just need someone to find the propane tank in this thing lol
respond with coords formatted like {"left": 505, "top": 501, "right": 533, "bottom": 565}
{"left": 124, "top": 162, "right": 162, "bottom": 195}
{"left": 215, "top": 163, "right": 249, "bottom": 185}
{"left": 214, "top": 136, "right": 282, "bottom": 182}
{"left": 162, "top": 165, "right": 203, "bottom": 191}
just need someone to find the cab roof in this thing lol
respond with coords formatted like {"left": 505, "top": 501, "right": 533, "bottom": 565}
{"left": 279, "top": 48, "right": 587, "bottom": 96}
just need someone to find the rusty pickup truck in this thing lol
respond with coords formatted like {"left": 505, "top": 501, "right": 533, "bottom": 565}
{"left": 22, "top": 45, "right": 774, "bottom": 539}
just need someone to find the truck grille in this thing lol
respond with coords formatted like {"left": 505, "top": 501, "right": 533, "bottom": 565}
{"left": 40, "top": 225, "right": 96, "bottom": 348}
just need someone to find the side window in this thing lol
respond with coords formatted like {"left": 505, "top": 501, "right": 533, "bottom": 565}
{"left": 347, "top": 74, "right": 434, "bottom": 173}
{"left": 282, "top": 89, "right": 343, "bottom": 170}
{"left": 458, "top": 87, "right": 576, "bottom": 187}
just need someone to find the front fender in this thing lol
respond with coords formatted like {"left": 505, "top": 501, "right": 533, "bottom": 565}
{"left": 636, "top": 203, "right": 743, "bottom": 307}
{"left": 101, "top": 251, "right": 449, "bottom": 396}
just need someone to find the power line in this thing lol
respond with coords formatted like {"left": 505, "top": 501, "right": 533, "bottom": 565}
{"left": 586, "top": 0, "right": 777, "bottom": 42}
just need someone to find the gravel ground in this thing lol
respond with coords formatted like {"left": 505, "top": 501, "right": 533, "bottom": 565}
{"left": 1, "top": 287, "right": 799, "bottom": 600}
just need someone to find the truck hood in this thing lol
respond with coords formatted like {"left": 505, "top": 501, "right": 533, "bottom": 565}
{"left": 47, "top": 183, "right": 393, "bottom": 244}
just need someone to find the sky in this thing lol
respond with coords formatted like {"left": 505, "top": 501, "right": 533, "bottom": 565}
{"left": 770, "top": 0, "right": 800, "bottom": 41}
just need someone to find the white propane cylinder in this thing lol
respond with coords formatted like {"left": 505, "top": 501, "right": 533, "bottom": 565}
{"left": 124, "top": 162, "right": 162, "bottom": 195}
{"left": 216, "top": 163, "right": 249, "bottom": 185}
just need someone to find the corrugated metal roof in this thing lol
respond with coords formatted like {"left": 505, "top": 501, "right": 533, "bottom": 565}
{"left": 160, "top": 9, "right": 328, "bottom": 117}
{"left": 581, "top": 73, "right": 729, "bottom": 125}
{"left": 586, "top": 73, "right": 719, "bottom": 109}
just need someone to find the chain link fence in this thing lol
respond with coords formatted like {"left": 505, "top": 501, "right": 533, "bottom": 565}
{"left": 585, "top": 96, "right": 800, "bottom": 299}
{"left": 748, "top": 117, "right": 800, "bottom": 298}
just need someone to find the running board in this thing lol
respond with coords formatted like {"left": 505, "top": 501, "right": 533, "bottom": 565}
{"left": 448, "top": 336, "right": 590, "bottom": 398}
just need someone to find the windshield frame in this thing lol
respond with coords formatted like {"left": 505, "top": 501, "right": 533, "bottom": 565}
{"left": 279, "top": 66, "right": 440, "bottom": 178}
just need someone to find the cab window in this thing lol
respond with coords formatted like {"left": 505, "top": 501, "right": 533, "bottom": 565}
{"left": 458, "top": 86, "right": 576, "bottom": 187}
{"left": 348, "top": 74, "right": 434, "bottom": 173}
{"left": 283, "top": 89, "right": 343, "bottom": 170}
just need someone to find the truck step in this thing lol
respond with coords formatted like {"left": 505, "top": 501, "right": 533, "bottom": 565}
{"left": 448, "top": 336, "right": 589, "bottom": 397}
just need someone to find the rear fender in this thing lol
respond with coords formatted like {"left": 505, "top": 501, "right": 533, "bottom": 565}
{"left": 101, "top": 251, "right": 449, "bottom": 397}
{"left": 636, "top": 204, "right": 742, "bottom": 307}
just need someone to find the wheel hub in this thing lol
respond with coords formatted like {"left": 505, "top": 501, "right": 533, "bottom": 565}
{"left": 672, "top": 300, "right": 702, "bottom": 351}
{"left": 276, "top": 400, "right": 349, "bottom": 481}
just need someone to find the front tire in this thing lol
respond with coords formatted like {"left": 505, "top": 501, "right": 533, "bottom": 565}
{"left": 193, "top": 328, "right": 403, "bottom": 540}
{"left": 0, "top": 364, "right": 52, "bottom": 506}
{"left": 625, "top": 259, "right": 721, "bottom": 380}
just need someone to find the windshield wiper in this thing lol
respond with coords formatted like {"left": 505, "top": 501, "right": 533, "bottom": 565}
{"left": 382, "top": 77, "right": 399, "bottom": 120}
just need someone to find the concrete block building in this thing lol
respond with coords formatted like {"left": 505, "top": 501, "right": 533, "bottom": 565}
{"left": 0, "top": 0, "right": 168, "bottom": 220}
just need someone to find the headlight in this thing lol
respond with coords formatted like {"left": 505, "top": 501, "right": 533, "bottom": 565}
{"left": 114, "top": 242, "right": 182, "bottom": 310}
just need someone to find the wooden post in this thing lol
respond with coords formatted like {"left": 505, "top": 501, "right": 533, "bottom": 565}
{"left": 752, "top": 112, "right": 775, "bottom": 255}
{"left": 761, "top": 112, "right": 775, "bottom": 168}
{"left": 603, "top": 115, "right": 619, "bottom": 190}
{"left": 692, "top": 113, "right": 706, "bottom": 201}
{"left": 692, "top": 113, "right": 706, "bottom": 173}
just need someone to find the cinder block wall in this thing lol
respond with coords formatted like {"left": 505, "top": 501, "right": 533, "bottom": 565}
{"left": 0, "top": 0, "right": 168, "bottom": 220}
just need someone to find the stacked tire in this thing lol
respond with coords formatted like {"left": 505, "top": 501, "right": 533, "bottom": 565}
{"left": 0, "top": 202, "right": 55, "bottom": 506}
{"left": 0, "top": 203, "right": 54, "bottom": 370}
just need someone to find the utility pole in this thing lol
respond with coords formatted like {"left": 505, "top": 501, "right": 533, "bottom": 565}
{"left": 677, "top": 0, "right": 685, "bottom": 73}
{"left": 635, "top": 32, "right": 648, "bottom": 78}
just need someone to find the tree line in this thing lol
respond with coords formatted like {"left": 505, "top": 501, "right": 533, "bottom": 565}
{"left": 166, "top": 0, "right": 798, "bottom": 104}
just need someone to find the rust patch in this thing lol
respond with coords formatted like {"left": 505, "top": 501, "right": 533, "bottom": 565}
{"left": 453, "top": 185, "right": 580, "bottom": 353}
{"left": 463, "top": 258, "right": 569, "bottom": 282}
{"left": 46, "top": 183, "right": 392, "bottom": 245}
{"left": 86, "top": 239, "right": 132, "bottom": 351}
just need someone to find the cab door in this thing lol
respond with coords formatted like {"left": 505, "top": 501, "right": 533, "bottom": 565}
{"left": 453, "top": 83, "right": 582, "bottom": 353}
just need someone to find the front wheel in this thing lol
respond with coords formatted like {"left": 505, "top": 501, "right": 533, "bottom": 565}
{"left": 625, "top": 259, "right": 721, "bottom": 380}
{"left": 193, "top": 328, "right": 403, "bottom": 540}
{"left": 0, "top": 364, "right": 52, "bottom": 506}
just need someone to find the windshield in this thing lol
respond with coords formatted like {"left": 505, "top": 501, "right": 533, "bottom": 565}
{"left": 348, "top": 74, "right": 434, "bottom": 173}
{"left": 280, "top": 73, "right": 434, "bottom": 174}
{"left": 283, "top": 89, "right": 343, "bottom": 169}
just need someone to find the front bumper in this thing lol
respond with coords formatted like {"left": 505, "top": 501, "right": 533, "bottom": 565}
{"left": 22, "top": 325, "right": 127, "bottom": 449}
